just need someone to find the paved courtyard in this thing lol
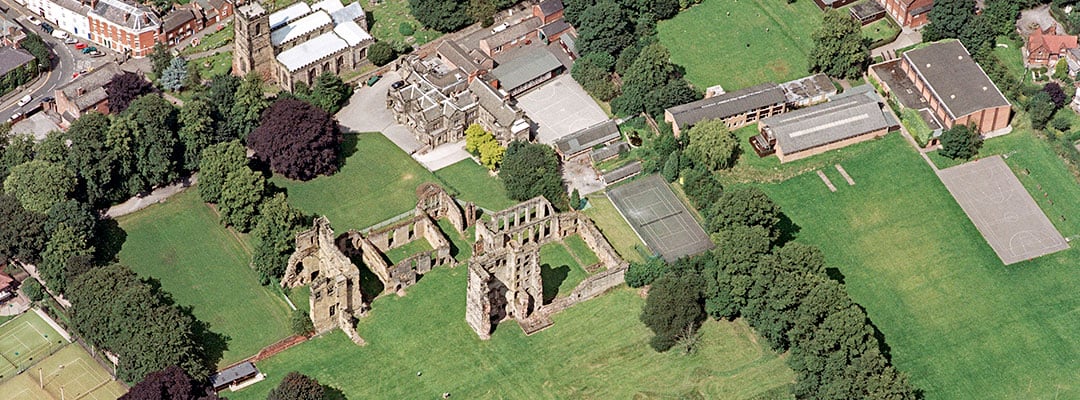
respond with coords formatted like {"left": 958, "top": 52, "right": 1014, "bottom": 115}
{"left": 336, "top": 71, "right": 423, "bottom": 154}
{"left": 517, "top": 75, "right": 609, "bottom": 144}
{"left": 937, "top": 156, "right": 1069, "bottom": 265}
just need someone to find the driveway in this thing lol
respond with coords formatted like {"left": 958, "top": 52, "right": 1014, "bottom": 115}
{"left": 872, "top": 26, "right": 922, "bottom": 59}
{"left": 563, "top": 154, "right": 604, "bottom": 196}
{"left": 516, "top": 75, "right": 609, "bottom": 144}
{"left": 335, "top": 70, "right": 423, "bottom": 154}
{"left": 413, "top": 141, "right": 471, "bottom": 171}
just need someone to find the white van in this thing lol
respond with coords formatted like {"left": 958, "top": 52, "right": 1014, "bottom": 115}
{"left": 16, "top": 95, "right": 32, "bottom": 107}
{"left": 51, "top": 30, "right": 68, "bottom": 39}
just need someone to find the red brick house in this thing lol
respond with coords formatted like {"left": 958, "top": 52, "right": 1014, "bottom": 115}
{"left": 532, "top": 0, "right": 563, "bottom": 24}
{"left": 1025, "top": 24, "right": 1078, "bottom": 67}
{"left": 87, "top": 0, "right": 161, "bottom": 57}
{"left": 161, "top": 6, "right": 205, "bottom": 46}
{"left": 878, "top": 0, "right": 933, "bottom": 28}
{"left": 194, "top": 0, "right": 233, "bottom": 24}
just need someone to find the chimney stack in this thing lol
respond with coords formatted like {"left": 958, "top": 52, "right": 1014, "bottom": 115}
{"left": 77, "top": 87, "right": 85, "bottom": 96}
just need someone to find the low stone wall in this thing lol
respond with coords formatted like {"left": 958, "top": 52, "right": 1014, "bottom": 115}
{"left": 544, "top": 266, "right": 627, "bottom": 314}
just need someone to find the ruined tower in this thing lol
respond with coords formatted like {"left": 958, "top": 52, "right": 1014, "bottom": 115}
{"left": 465, "top": 241, "right": 543, "bottom": 340}
{"left": 232, "top": 0, "right": 274, "bottom": 80}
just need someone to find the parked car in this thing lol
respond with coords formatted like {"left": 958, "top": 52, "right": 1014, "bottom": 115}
{"left": 7, "top": 112, "right": 22, "bottom": 123}
{"left": 16, "top": 95, "right": 32, "bottom": 108}
{"left": 40, "top": 22, "right": 53, "bottom": 34}
{"left": 81, "top": 46, "right": 96, "bottom": 54}
{"left": 366, "top": 74, "right": 381, "bottom": 86}
{"left": 51, "top": 29, "right": 67, "bottom": 39}
{"left": 391, "top": 80, "right": 406, "bottom": 90}
{"left": 26, "top": 16, "right": 41, "bottom": 25}
{"left": 74, "top": 42, "right": 87, "bottom": 50}
{"left": 40, "top": 96, "right": 54, "bottom": 104}
{"left": 64, "top": 37, "right": 77, "bottom": 44}
{"left": 88, "top": 50, "right": 104, "bottom": 58}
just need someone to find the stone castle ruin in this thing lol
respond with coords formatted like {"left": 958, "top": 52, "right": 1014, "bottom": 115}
{"left": 284, "top": 184, "right": 628, "bottom": 344}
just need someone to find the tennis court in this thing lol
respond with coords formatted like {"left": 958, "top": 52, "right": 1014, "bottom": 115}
{"left": 0, "top": 345, "right": 127, "bottom": 400}
{"left": 0, "top": 312, "right": 66, "bottom": 381}
{"left": 938, "top": 156, "right": 1070, "bottom": 265}
{"left": 607, "top": 174, "right": 713, "bottom": 262}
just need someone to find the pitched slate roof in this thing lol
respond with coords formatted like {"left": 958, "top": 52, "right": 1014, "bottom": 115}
{"left": 665, "top": 83, "right": 785, "bottom": 128}
{"left": 163, "top": 8, "right": 198, "bottom": 33}
{"left": 56, "top": 62, "right": 124, "bottom": 111}
{"left": 763, "top": 94, "right": 890, "bottom": 154}
{"left": 209, "top": 362, "right": 259, "bottom": 388}
{"left": 482, "top": 17, "right": 542, "bottom": 48}
{"left": 902, "top": 40, "right": 1010, "bottom": 119}
{"left": 469, "top": 78, "right": 518, "bottom": 127}
{"left": 539, "top": 18, "right": 571, "bottom": 38}
{"left": 554, "top": 119, "right": 619, "bottom": 156}
{"left": 537, "top": 0, "right": 564, "bottom": 16}
{"left": 0, "top": 47, "right": 35, "bottom": 77}
{"left": 90, "top": 0, "right": 160, "bottom": 31}
{"left": 438, "top": 41, "right": 482, "bottom": 74}
{"left": 489, "top": 46, "right": 562, "bottom": 91}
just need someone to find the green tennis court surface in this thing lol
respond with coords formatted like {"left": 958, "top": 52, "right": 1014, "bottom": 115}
{"left": 0, "top": 345, "right": 127, "bottom": 400}
{"left": 0, "top": 312, "right": 66, "bottom": 381}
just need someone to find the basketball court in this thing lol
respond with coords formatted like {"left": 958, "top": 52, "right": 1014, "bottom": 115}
{"left": 516, "top": 75, "right": 609, "bottom": 145}
{"left": 937, "top": 156, "right": 1069, "bottom": 265}
{"left": 607, "top": 174, "right": 714, "bottom": 262}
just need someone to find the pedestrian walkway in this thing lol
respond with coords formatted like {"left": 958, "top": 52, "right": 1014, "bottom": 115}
{"left": 105, "top": 175, "right": 197, "bottom": 218}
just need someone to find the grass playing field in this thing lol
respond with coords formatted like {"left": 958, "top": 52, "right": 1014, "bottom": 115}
{"left": 225, "top": 266, "right": 795, "bottom": 399}
{"left": 758, "top": 133, "right": 1080, "bottom": 399}
{"left": 658, "top": 0, "right": 822, "bottom": 91}
{"left": 0, "top": 344, "right": 127, "bottom": 400}
{"left": 117, "top": 189, "right": 293, "bottom": 366}
{"left": 433, "top": 159, "right": 518, "bottom": 211}
{"left": 582, "top": 194, "right": 647, "bottom": 263}
{"left": 273, "top": 133, "right": 442, "bottom": 231}
{"left": 0, "top": 312, "right": 66, "bottom": 381}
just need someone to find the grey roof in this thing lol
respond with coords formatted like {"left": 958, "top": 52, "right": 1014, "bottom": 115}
{"left": 555, "top": 119, "right": 620, "bottom": 156}
{"left": 780, "top": 73, "right": 836, "bottom": 104}
{"left": 90, "top": 0, "right": 160, "bottom": 31}
{"left": 902, "top": 41, "right": 1011, "bottom": 119}
{"left": 665, "top": 83, "right": 785, "bottom": 128}
{"left": 537, "top": 0, "right": 564, "bottom": 16}
{"left": 163, "top": 8, "right": 197, "bottom": 33}
{"left": 763, "top": 95, "right": 891, "bottom": 154}
{"left": 850, "top": 0, "right": 884, "bottom": 19}
{"left": 209, "top": 362, "right": 259, "bottom": 388}
{"left": 51, "top": 0, "right": 92, "bottom": 14}
{"left": 590, "top": 140, "right": 628, "bottom": 162}
{"left": 238, "top": 1, "right": 265, "bottom": 18}
{"left": 482, "top": 17, "right": 542, "bottom": 48}
{"left": 330, "top": 3, "right": 365, "bottom": 25}
{"left": 55, "top": 62, "right": 123, "bottom": 111}
{"left": 489, "top": 46, "right": 562, "bottom": 91}
{"left": 208, "top": 0, "right": 227, "bottom": 11}
{"left": 438, "top": 41, "right": 481, "bottom": 74}
{"left": 469, "top": 78, "right": 518, "bottom": 127}
{"left": 0, "top": 47, "right": 35, "bottom": 77}
{"left": 269, "top": 2, "right": 311, "bottom": 30}
{"left": 271, "top": 11, "right": 332, "bottom": 46}
{"left": 539, "top": 18, "right": 572, "bottom": 39}
{"left": 602, "top": 161, "right": 642, "bottom": 184}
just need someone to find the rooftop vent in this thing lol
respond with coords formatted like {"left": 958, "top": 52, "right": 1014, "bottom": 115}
{"left": 950, "top": 94, "right": 956, "bottom": 99}
{"left": 926, "top": 63, "right": 931, "bottom": 68}
{"left": 958, "top": 55, "right": 963, "bottom": 60}
{"left": 983, "top": 86, "right": 988, "bottom": 91}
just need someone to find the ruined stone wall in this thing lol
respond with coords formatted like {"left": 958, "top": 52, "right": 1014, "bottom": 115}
{"left": 282, "top": 217, "right": 366, "bottom": 336}
{"left": 465, "top": 264, "right": 494, "bottom": 339}
{"left": 465, "top": 242, "right": 542, "bottom": 339}
{"left": 569, "top": 213, "right": 628, "bottom": 270}
{"left": 417, "top": 183, "right": 471, "bottom": 233}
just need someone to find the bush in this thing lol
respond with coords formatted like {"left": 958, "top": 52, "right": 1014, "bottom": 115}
{"left": 398, "top": 22, "right": 415, "bottom": 36}
{"left": 368, "top": 42, "right": 395, "bottom": 66}
{"left": 625, "top": 258, "right": 667, "bottom": 288}
{"left": 1051, "top": 112, "right": 1073, "bottom": 132}
{"left": 21, "top": 278, "right": 44, "bottom": 302}
{"left": 290, "top": 310, "right": 314, "bottom": 335}
{"left": 939, "top": 124, "right": 982, "bottom": 160}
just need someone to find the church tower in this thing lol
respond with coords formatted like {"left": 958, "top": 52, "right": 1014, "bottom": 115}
{"left": 232, "top": 0, "right": 274, "bottom": 81}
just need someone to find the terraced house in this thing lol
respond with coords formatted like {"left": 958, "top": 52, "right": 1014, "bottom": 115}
{"left": 87, "top": 0, "right": 161, "bottom": 57}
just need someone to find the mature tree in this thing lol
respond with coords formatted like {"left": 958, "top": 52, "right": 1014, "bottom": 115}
{"left": 310, "top": 72, "right": 352, "bottom": 114}
{"left": 408, "top": 0, "right": 471, "bottom": 32}
{"left": 468, "top": 0, "right": 496, "bottom": 26}
{"left": 982, "top": 0, "right": 1019, "bottom": 37}
{"left": 577, "top": 1, "right": 635, "bottom": 57}
{"left": 104, "top": 114, "right": 140, "bottom": 198}
{"left": 124, "top": 95, "right": 181, "bottom": 193}
{"left": 184, "top": 61, "right": 203, "bottom": 91}
{"left": 478, "top": 139, "right": 505, "bottom": 170}
{"left": 105, "top": 72, "right": 156, "bottom": 114}
{"left": 45, "top": 199, "right": 97, "bottom": 244}
{"left": 149, "top": 43, "right": 174, "bottom": 78}
{"left": 64, "top": 113, "right": 122, "bottom": 205}
{"left": 268, "top": 372, "right": 324, "bottom": 400}
{"left": 68, "top": 265, "right": 210, "bottom": 382}
{"left": 39, "top": 223, "right": 94, "bottom": 294}
{"left": 21, "top": 278, "right": 45, "bottom": 302}
{"left": 218, "top": 167, "right": 266, "bottom": 232}
{"left": 684, "top": 119, "right": 738, "bottom": 172}
{"left": 625, "top": 257, "right": 668, "bottom": 288}
{"left": 160, "top": 57, "right": 188, "bottom": 92}
{"left": 0, "top": 194, "right": 48, "bottom": 264}
{"left": 4, "top": 160, "right": 76, "bottom": 214}
{"left": 1051, "top": 110, "right": 1072, "bottom": 131}
{"left": 612, "top": 43, "right": 699, "bottom": 116}
{"left": 641, "top": 271, "right": 705, "bottom": 351}
{"left": 1043, "top": 82, "right": 1067, "bottom": 109}
{"left": 464, "top": 124, "right": 504, "bottom": 169}
{"left": 464, "top": 123, "right": 491, "bottom": 154}
{"left": 662, "top": 149, "right": 681, "bottom": 182}
{"left": 229, "top": 73, "right": 271, "bottom": 140}
{"left": 939, "top": 124, "right": 982, "bottom": 160}
{"left": 178, "top": 98, "right": 217, "bottom": 171}
{"left": 367, "top": 41, "right": 395, "bottom": 66}
{"left": 569, "top": 188, "right": 581, "bottom": 210}
{"left": 0, "top": 134, "right": 35, "bottom": 182}
{"left": 571, "top": 52, "right": 618, "bottom": 101}
{"left": 202, "top": 74, "right": 241, "bottom": 140}
{"left": 704, "top": 187, "right": 782, "bottom": 237}
{"left": 500, "top": 141, "right": 567, "bottom": 208}
{"left": 35, "top": 130, "right": 68, "bottom": 163}
{"left": 922, "top": 0, "right": 975, "bottom": 42}
{"left": 251, "top": 193, "right": 304, "bottom": 283}
{"left": 19, "top": 33, "right": 51, "bottom": 70}
{"left": 248, "top": 98, "right": 343, "bottom": 181}
{"left": 198, "top": 141, "right": 247, "bottom": 203}
{"left": 680, "top": 165, "right": 724, "bottom": 207}
{"left": 959, "top": 14, "right": 996, "bottom": 56}
{"left": 808, "top": 10, "right": 869, "bottom": 80}
{"left": 639, "top": 0, "right": 680, "bottom": 19}
{"left": 1027, "top": 91, "right": 1057, "bottom": 130}
{"left": 120, "top": 365, "right": 220, "bottom": 400}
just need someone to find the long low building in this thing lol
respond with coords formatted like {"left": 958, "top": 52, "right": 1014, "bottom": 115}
{"left": 553, "top": 119, "right": 619, "bottom": 160}
{"left": 759, "top": 86, "right": 898, "bottom": 163}
{"left": 663, "top": 83, "right": 787, "bottom": 136}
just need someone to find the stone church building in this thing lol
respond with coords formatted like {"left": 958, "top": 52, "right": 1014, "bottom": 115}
{"left": 233, "top": 0, "right": 373, "bottom": 91}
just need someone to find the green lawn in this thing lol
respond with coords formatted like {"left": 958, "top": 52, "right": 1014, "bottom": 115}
{"left": 582, "top": 195, "right": 647, "bottom": 263}
{"left": 437, "top": 219, "right": 473, "bottom": 262}
{"left": 759, "top": 133, "right": 1080, "bottom": 399}
{"left": 182, "top": 22, "right": 233, "bottom": 56}
{"left": 274, "top": 132, "right": 441, "bottom": 231}
{"left": 718, "top": 125, "right": 888, "bottom": 184}
{"left": 363, "top": 0, "right": 441, "bottom": 45}
{"left": 539, "top": 242, "right": 587, "bottom": 303}
{"left": 117, "top": 190, "right": 293, "bottom": 366}
{"left": 383, "top": 239, "right": 434, "bottom": 264}
{"left": 563, "top": 234, "right": 600, "bottom": 266}
{"left": 433, "top": 159, "right": 517, "bottom": 211}
{"left": 226, "top": 266, "right": 795, "bottom": 399}
{"left": 658, "top": 0, "right": 821, "bottom": 90}
{"left": 861, "top": 13, "right": 901, "bottom": 46}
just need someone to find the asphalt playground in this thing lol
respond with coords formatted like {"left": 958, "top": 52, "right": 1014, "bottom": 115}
{"left": 517, "top": 75, "right": 609, "bottom": 145}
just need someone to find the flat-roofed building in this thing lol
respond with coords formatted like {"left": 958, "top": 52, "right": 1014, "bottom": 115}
{"left": 900, "top": 40, "right": 1011, "bottom": 135}
{"left": 489, "top": 46, "right": 564, "bottom": 96}
{"left": 553, "top": 119, "right": 619, "bottom": 160}
{"left": 663, "top": 83, "right": 787, "bottom": 136}
{"left": 760, "top": 88, "right": 897, "bottom": 163}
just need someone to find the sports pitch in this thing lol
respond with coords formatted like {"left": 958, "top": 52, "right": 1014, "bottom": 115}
{"left": 607, "top": 174, "right": 713, "bottom": 261}
{"left": 937, "top": 156, "right": 1069, "bottom": 264}
{"left": 0, "top": 312, "right": 66, "bottom": 381}
{"left": 0, "top": 345, "right": 127, "bottom": 400}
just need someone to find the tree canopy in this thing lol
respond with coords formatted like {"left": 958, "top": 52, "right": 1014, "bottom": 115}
{"left": 576, "top": 1, "right": 635, "bottom": 57}
{"left": 684, "top": 119, "right": 739, "bottom": 172}
{"left": 922, "top": 0, "right": 975, "bottom": 42}
{"left": 612, "top": 43, "right": 699, "bottom": 116}
{"left": 808, "top": 10, "right": 869, "bottom": 80}
{"left": 267, "top": 372, "right": 325, "bottom": 400}
{"left": 3, "top": 160, "right": 76, "bottom": 214}
{"left": 408, "top": 0, "right": 471, "bottom": 32}
{"left": 161, "top": 57, "right": 188, "bottom": 92}
{"left": 198, "top": 141, "right": 248, "bottom": 204}
{"left": 640, "top": 271, "right": 705, "bottom": 351}
{"left": 229, "top": 73, "right": 271, "bottom": 140}
{"left": 105, "top": 72, "right": 156, "bottom": 114}
{"left": 499, "top": 141, "right": 567, "bottom": 208}
{"left": 939, "top": 124, "right": 981, "bottom": 160}
{"left": 247, "top": 98, "right": 343, "bottom": 181}
{"left": 123, "top": 94, "right": 181, "bottom": 194}
{"left": 0, "top": 193, "right": 48, "bottom": 264}
{"left": 120, "top": 365, "right": 220, "bottom": 400}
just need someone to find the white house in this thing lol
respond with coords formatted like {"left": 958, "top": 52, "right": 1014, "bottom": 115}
{"left": 25, "top": 0, "right": 92, "bottom": 40}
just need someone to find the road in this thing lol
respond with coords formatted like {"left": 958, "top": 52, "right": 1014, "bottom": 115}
{"left": 0, "top": 0, "right": 118, "bottom": 123}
